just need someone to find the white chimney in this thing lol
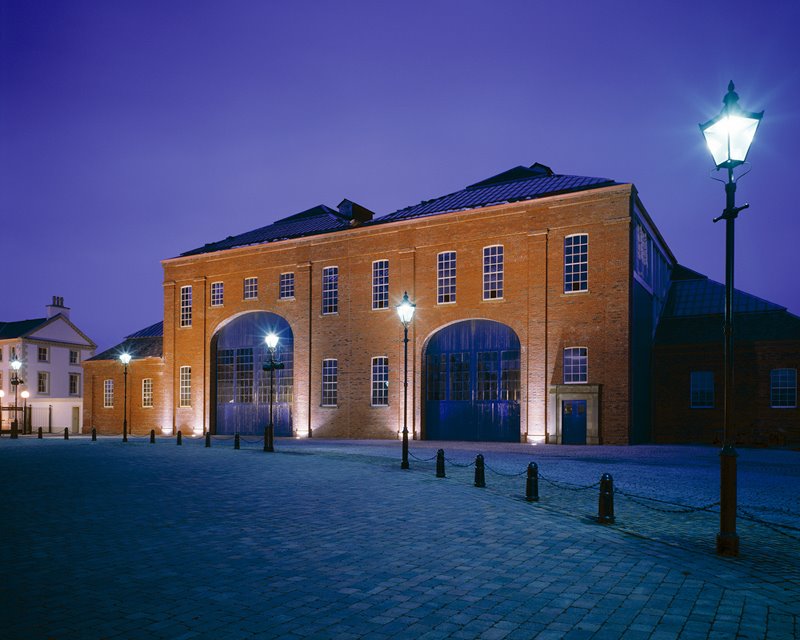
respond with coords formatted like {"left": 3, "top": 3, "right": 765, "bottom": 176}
{"left": 46, "top": 296, "right": 70, "bottom": 319}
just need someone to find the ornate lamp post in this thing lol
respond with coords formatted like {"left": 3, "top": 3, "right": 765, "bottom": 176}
{"left": 119, "top": 353, "right": 132, "bottom": 442}
{"left": 396, "top": 291, "right": 416, "bottom": 470}
{"left": 10, "top": 359, "right": 23, "bottom": 439}
{"left": 262, "top": 333, "right": 284, "bottom": 452}
{"left": 699, "top": 81, "right": 763, "bottom": 557}
{"left": 21, "top": 390, "right": 30, "bottom": 434}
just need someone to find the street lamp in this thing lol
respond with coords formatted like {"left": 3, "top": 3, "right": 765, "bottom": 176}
{"left": 119, "top": 353, "right": 132, "bottom": 442}
{"left": 699, "top": 81, "right": 763, "bottom": 557}
{"left": 21, "top": 390, "right": 29, "bottom": 434}
{"left": 396, "top": 291, "right": 416, "bottom": 470}
{"left": 262, "top": 333, "right": 284, "bottom": 452}
{"left": 0, "top": 390, "right": 4, "bottom": 434}
{"left": 10, "top": 359, "right": 22, "bottom": 439}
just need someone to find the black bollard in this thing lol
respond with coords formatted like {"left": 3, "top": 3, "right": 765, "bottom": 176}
{"left": 177, "top": 431, "right": 182, "bottom": 446}
{"left": 598, "top": 473, "right": 615, "bottom": 524}
{"left": 150, "top": 429, "right": 155, "bottom": 444}
{"left": 205, "top": 432, "right": 211, "bottom": 448}
{"left": 526, "top": 462, "right": 539, "bottom": 502}
{"left": 38, "top": 427, "right": 43, "bottom": 439}
{"left": 10, "top": 421, "right": 18, "bottom": 439}
{"left": 474, "top": 454, "right": 486, "bottom": 488}
{"left": 91, "top": 428, "right": 97, "bottom": 441}
{"left": 64, "top": 427, "right": 69, "bottom": 440}
{"left": 234, "top": 433, "right": 240, "bottom": 450}
{"left": 263, "top": 426, "right": 274, "bottom": 452}
{"left": 436, "top": 449, "right": 446, "bottom": 478}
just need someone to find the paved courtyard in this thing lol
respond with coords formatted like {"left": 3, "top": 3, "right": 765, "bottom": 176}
{"left": 0, "top": 436, "right": 798, "bottom": 639}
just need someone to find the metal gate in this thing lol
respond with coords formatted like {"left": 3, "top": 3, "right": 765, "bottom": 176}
{"left": 424, "top": 319, "right": 520, "bottom": 442}
{"left": 212, "top": 312, "right": 293, "bottom": 436}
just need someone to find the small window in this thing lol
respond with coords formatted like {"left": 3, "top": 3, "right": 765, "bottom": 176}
{"left": 280, "top": 273, "right": 295, "bottom": 300}
{"left": 372, "top": 260, "right": 389, "bottom": 310}
{"left": 69, "top": 350, "right": 79, "bottom": 365}
{"left": 179, "top": 366, "right": 191, "bottom": 407}
{"left": 322, "top": 267, "right": 338, "bottom": 315}
{"left": 690, "top": 371, "right": 714, "bottom": 408}
{"left": 69, "top": 373, "right": 80, "bottom": 396}
{"left": 437, "top": 251, "right": 457, "bottom": 304}
{"left": 771, "top": 368, "right": 797, "bottom": 408}
{"left": 371, "top": 356, "right": 389, "bottom": 406}
{"left": 180, "top": 285, "right": 193, "bottom": 327}
{"left": 483, "top": 245, "right": 504, "bottom": 300}
{"left": 0, "top": 346, "right": 3, "bottom": 361}
{"left": 142, "top": 378, "right": 153, "bottom": 408}
{"left": 563, "top": 347, "right": 588, "bottom": 384}
{"left": 38, "top": 371, "right": 50, "bottom": 394}
{"left": 38, "top": 347, "right": 49, "bottom": 362}
{"left": 564, "top": 234, "right": 588, "bottom": 293}
{"left": 104, "top": 379, "right": 114, "bottom": 408}
{"left": 211, "top": 282, "right": 224, "bottom": 307}
{"left": 243, "top": 277, "right": 258, "bottom": 300}
{"left": 322, "top": 359, "right": 338, "bottom": 406}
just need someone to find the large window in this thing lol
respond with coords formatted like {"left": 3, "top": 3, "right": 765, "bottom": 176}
{"left": 563, "top": 347, "right": 588, "bottom": 384}
{"left": 771, "top": 368, "right": 797, "bottom": 408}
{"left": 69, "top": 373, "right": 80, "bottom": 396}
{"left": 322, "top": 267, "right": 338, "bottom": 315}
{"left": 104, "top": 379, "right": 114, "bottom": 408}
{"left": 211, "top": 282, "right": 224, "bottom": 307}
{"left": 38, "top": 371, "right": 49, "bottom": 394}
{"left": 500, "top": 350, "right": 520, "bottom": 400}
{"left": 483, "top": 245, "right": 504, "bottom": 300}
{"left": 437, "top": 251, "right": 457, "bottom": 304}
{"left": 449, "top": 353, "right": 470, "bottom": 401}
{"left": 180, "top": 285, "right": 192, "bottom": 327}
{"left": 244, "top": 277, "right": 258, "bottom": 300}
{"left": 564, "top": 234, "right": 588, "bottom": 293}
{"left": 690, "top": 371, "right": 714, "bottom": 408}
{"left": 179, "top": 366, "right": 191, "bottom": 407}
{"left": 477, "top": 352, "right": 499, "bottom": 401}
{"left": 426, "top": 354, "right": 446, "bottom": 401}
{"left": 216, "top": 349, "right": 235, "bottom": 404}
{"left": 235, "top": 349, "right": 254, "bottom": 403}
{"left": 372, "top": 260, "right": 389, "bottom": 310}
{"left": 280, "top": 272, "right": 295, "bottom": 300}
{"left": 322, "top": 359, "right": 338, "bottom": 406}
{"left": 371, "top": 357, "right": 389, "bottom": 406}
{"left": 142, "top": 378, "right": 153, "bottom": 408}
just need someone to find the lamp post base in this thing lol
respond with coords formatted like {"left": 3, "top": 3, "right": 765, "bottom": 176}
{"left": 717, "top": 444, "right": 739, "bottom": 557}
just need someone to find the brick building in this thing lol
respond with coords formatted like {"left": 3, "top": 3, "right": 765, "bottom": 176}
{"left": 83, "top": 162, "right": 797, "bottom": 444}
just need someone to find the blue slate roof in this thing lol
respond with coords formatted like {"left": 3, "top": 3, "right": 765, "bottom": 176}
{"left": 178, "top": 164, "right": 617, "bottom": 257}
{"left": 89, "top": 321, "right": 163, "bottom": 361}
{"left": 125, "top": 321, "right": 163, "bottom": 339}
{"left": 0, "top": 318, "right": 48, "bottom": 339}
{"left": 664, "top": 276, "right": 785, "bottom": 317}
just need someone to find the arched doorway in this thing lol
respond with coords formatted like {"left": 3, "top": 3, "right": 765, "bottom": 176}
{"left": 424, "top": 319, "right": 520, "bottom": 442}
{"left": 212, "top": 312, "right": 293, "bottom": 436}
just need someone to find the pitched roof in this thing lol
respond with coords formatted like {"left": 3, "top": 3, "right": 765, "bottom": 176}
{"left": 0, "top": 318, "right": 48, "bottom": 339}
{"left": 177, "top": 163, "right": 618, "bottom": 257}
{"left": 89, "top": 321, "right": 163, "bottom": 361}
{"left": 663, "top": 274, "right": 785, "bottom": 317}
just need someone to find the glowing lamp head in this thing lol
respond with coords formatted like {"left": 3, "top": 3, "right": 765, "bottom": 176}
{"left": 0, "top": 390, "right": 5, "bottom": 398}
{"left": 10, "top": 359, "right": 21, "bottom": 372}
{"left": 21, "top": 390, "right": 30, "bottom": 400}
{"left": 119, "top": 353, "right": 132, "bottom": 365}
{"left": 700, "top": 81, "right": 763, "bottom": 169}
{"left": 265, "top": 333, "right": 279, "bottom": 351}
{"left": 396, "top": 291, "right": 416, "bottom": 326}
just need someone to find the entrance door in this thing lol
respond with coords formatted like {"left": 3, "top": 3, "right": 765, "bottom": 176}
{"left": 71, "top": 407, "right": 80, "bottom": 433}
{"left": 424, "top": 319, "right": 520, "bottom": 442}
{"left": 562, "top": 400, "right": 587, "bottom": 444}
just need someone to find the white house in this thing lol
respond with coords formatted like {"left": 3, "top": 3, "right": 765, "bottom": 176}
{"left": 0, "top": 297, "right": 96, "bottom": 433}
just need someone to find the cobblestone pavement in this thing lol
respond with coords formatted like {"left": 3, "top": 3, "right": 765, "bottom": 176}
{"left": 1, "top": 436, "right": 798, "bottom": 639}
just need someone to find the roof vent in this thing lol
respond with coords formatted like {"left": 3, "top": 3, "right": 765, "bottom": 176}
{"left": 338, "top": 199, "right": 375, "bottom": 226}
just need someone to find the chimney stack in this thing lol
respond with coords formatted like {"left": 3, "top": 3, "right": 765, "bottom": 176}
{"left": 46, "top": 296, "right": 70, "bottom": 319}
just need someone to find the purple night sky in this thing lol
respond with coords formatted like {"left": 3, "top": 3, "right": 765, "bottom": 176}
{"left": 2, "top": 1, "right": 799, "bottom": 351}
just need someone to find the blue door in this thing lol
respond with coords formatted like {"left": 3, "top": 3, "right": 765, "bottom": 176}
{"left": 424, "top": 320, "right": 520, "bottom": 442}
{"left": 562, "top": 400, "right": 587, "bottom": 445}
{"left": 213, "top": 312, "right": 293, "bottom": 436}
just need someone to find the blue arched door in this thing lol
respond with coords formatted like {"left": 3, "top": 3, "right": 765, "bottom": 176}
{"left": 212, "top": 312, "right": 293, "bottom": 436}
{"left": 424, "top": 319, "right": 520, "bottom": 442}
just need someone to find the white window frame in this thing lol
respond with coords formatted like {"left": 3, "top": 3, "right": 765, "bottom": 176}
{"left": 690, "top": 371, "right": 714, "bottom": 409}
{"left": 280, "top": 272, "right": 295, "bottom": 300}
{"left": 563, "top": 347, "right": 588, "bottom": 384}
{"left": 142, "top": 378, "right": 153, "bottom": 408}
{"left": 437, "top": 251, "right": 457, "bottom": 304}
{"left": 770, "top": 368, "right": 797, "bottom": 409}
{"left": 372, "top": 260, "right": 389, "bottom": 310}
{"left": 371, "top": 356, "right": 389, "bottom": 406}
{"left": 179, "top": 366, "right": 191, "bottom": 408}
{"left": 38, "top": 346, "right": 49, "bottom": 362}
{"left": 483, "top": 245, "right": 504, "bottom": 300}
{"left": 322, "top": 359, "right": 338, "bottom": 406}
{"left": 104, "top": 379, "right": 114, "bottom": 408}
{"left": 69, "top": 350, "right": 79, "bottom": 365}
{"left": 564, "top": 233, "right": 589, "bottom": 294}
{"left": 210, "top": 282, "right": 224, "bottom": 307}
{"left": 243, "top": 277, "right": 258, "bottom": 301}
{"left": 180, "top": 285, "right": 193, "bottom": 327}
{"left": 69, "top": 373, "right": 80, "bottom": 396}
{"left": 322, "top": 266, "right": 338, "bottom": 315}
{"left": 37, "top": 371, "right": 50, "bottom": 395}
